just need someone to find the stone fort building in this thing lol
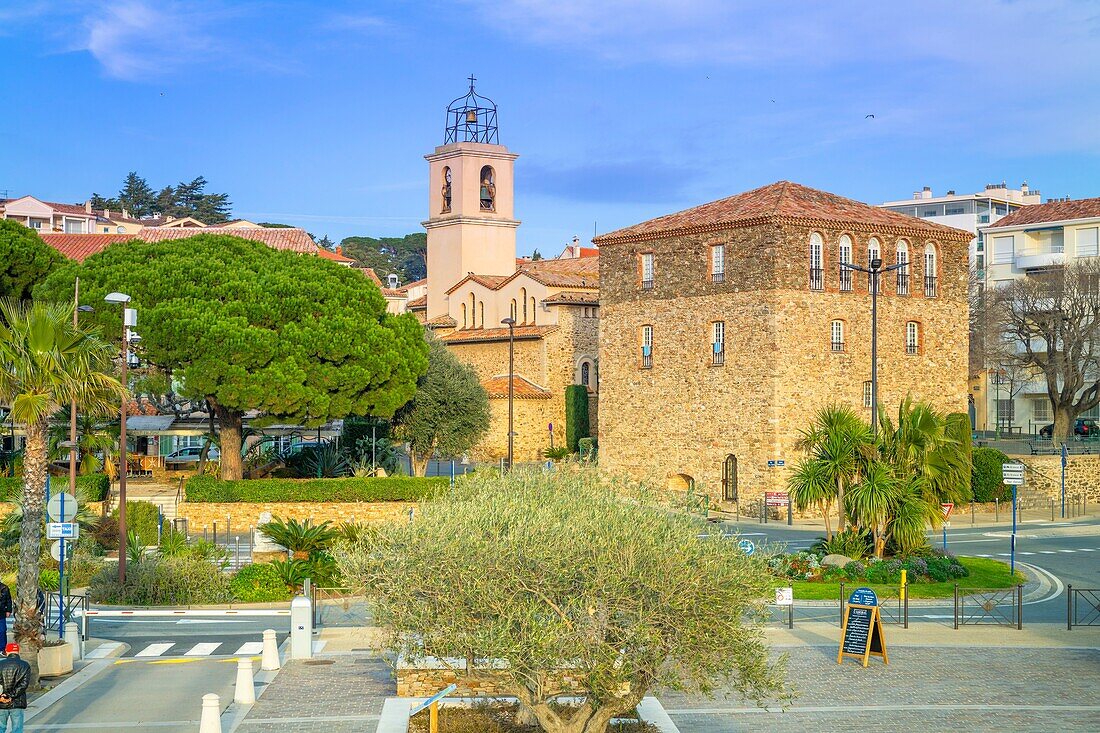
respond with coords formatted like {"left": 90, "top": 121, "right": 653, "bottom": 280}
{"left": 594, "top": 181, "right": 971, "bottom": 506}
{"left": 406, "top": 81, "right": 599, "bottom": 461}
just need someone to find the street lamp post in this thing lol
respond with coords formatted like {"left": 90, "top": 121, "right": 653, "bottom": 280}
{"left": 841, "top": 258, "right": 903, "bottom": 437}
{"left": 500, "top": 317, "right": 516, "bottom": 472}
{"left": 105, "top": 292, "right": 133, "bottom": 583}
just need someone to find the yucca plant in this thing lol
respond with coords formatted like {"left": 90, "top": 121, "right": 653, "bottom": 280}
{"left": 260, "top": 517, "right": 338, "bottom": 557}
{"left": 298, "top": 444, "right": 351, "bottom": 478}
{"left": 269, "top": 558, "right": 311, "bottom": 591}
{"left": 810, "top": 529, "right": 871, "bottom": 560}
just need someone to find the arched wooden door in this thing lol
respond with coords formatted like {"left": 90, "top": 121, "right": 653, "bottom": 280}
{"left": 722, "top": 454, "right": 738, "bottom": 501}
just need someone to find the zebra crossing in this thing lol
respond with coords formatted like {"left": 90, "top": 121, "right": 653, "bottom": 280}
{"left": 973, "top": 547, "right": 1099, "bottom": 558}
{"left": 88, "top": 636, "right": 290, "bottom": 659}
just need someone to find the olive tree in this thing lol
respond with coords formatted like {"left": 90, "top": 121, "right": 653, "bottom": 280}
{"left": 336, "top": 469, "right": 787, "bottom": 733}
{"left": 37, "top": 234, "right": 428, "bottom": 478}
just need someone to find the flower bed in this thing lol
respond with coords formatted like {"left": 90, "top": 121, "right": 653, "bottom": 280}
{"left": 767, "top": 550, "right": 969, "bottom": 585}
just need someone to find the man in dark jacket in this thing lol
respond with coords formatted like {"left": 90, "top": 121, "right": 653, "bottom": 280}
{"left": 0, "top": 583, "right": 10, "bottom": 646}
{"left": 0, "top": 643, "right": 29, "bottom": 732}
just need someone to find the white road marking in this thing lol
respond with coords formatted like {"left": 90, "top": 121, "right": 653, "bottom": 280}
{"left": 1019, "top": 552, "right": 1036, "bottom": 555}
{"left": 135, "top": 643, "right": 175, "bottom": 657}
{"left": 1039, "top": 551, "right": 1056, "bottom": 554}
{"left": 1077, "top": 548, "right": 1096, "bottom": 551}
{"left": 235, "top": 642, "right": 263, "bottom": 655}
{"left": 184, "top": 643, "right": 222, "bottom": 656}
{"left": 1059, "top": 549, "right": 1077, "bottom": 552}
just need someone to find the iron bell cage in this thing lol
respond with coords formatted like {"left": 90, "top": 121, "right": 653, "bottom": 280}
{"left": 445, "top": 76, "right": 499, "bottom": 145}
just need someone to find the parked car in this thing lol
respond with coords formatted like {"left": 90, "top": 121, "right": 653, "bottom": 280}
{"left": 1038, "top": 418, "right": 1099, "bottom": 438}
{"left": 165, "top": 445, "right": 220, "bottom": 465}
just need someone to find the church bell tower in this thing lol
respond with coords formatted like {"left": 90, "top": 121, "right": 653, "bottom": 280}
{"left": 423, "top": 77, "right": 520, "bottom": 319}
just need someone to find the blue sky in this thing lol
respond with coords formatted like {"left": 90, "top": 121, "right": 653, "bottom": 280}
{"left": 2, "top": 1, "right": 1099, "bottom": 255}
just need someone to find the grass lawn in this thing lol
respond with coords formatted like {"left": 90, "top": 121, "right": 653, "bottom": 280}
{"left": 774, "top": 557, "right": 1025, "bottom": 601}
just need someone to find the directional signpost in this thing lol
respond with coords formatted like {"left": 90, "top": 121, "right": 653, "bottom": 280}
{"left": 1003, "top": 462, "right": 1025, "bottom": 573}
{"left": 738, "top": 539, "right": 756, "bottom": 556}
{"left": 47, "top": 492, "right": 78, "bottom": 631}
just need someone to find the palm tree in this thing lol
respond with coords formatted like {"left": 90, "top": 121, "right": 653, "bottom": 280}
{"left": 0, "top": 299, "right": 121, "bottom": 680}
{"left": 48, "top": 412, "right": 116, "bottom": 474}
{"left": 788, "top": 458, "right": 835, "bottom": 540}
{"left": 845, "top": 461, "right": 899, "bottom": 558}
{"left": 795, "top": 405, "right": 872, "bottom": 533}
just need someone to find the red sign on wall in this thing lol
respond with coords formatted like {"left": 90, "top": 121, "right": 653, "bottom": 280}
{"left": 766, "top": 491, "right": 790, "bottom": 507}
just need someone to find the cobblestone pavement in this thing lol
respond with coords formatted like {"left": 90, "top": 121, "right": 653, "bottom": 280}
{"left": 237, "top": 654, "right": 394, "bottom": 733}
{"left": 660, "top": 645, "right": 1100, "bottom": 733}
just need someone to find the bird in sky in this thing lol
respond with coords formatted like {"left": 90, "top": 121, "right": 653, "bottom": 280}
{"left": 865, "top": 114, "right": 875, "bottom": 119}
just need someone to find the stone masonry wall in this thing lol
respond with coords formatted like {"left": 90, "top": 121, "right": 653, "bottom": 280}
{"left": 599, "top": 220, "right": 970, "bottom": 505}
{"left": 177, "top": 501, "right": 416, "bottom": 533}
{"left": 1018, "top": 454, "right": 1100, "bottom": 505}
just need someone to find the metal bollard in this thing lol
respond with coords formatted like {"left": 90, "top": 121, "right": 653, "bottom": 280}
{"left": 995, "top": 498, "right": 999, "bottom": 523}
{"left": 234, "top": 657, "right": 256, "bottom": 704}
{"left": 1052, "top": 498, "right": 1055, "bottom": 522}
{"left": 198, "top": 693, "right": 222, "bottom": 733}
{"left": 261, "top": 629, "right": 281, "bottom": 671}
{"left": 1068, "top": 584, "right": 1073, "bottom": 631}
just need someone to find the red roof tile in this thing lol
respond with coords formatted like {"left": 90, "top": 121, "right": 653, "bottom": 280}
{"left": 424, "top": 314, "right": 457, "bottom": 328}
{"left": 543, "top": 291, "right": 600, "bottom": 306}
{"left": 481, "top": 374, "right": 552, "bottom": 399}
{"left": 316, "top": 247, "right": 357, "bottom": 263}
{"left": 594, "top": 181, "right": 971, "bottom": 245}
{"left": 439, "top": 325, "right": 558, "bottom": 344}
{"left": 137, "top": 226, "right": 316, "bottom": 253}
{"left": 406, "top": 295, "right": 427, "bottom": 310}
{"left": 516, "top": 257, "right": 600, "bottom": 288}
{"left": 39, "top": 234, "right": 135, "bottom": 262}
{"left": 986, "top": 197, "right": 1100, "bottom": 229}
{"left": 444, "top": 273, "right": 510, "bottom": 295}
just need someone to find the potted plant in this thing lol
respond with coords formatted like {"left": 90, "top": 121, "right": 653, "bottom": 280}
{"left": 38, "top": 637, "right": 73, "bottom": 677}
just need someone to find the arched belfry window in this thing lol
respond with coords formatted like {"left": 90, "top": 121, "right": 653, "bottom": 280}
{"left": 581, "top": 361, "right": 591, "bottom": 387}
{"left": 441, "top": 167, "right": 452, "bottom": 213}
{"left": 722, "top": 455, "right": 738, "bottom": 501}
{"left": 480, "top": 166, "right": 496, "bottom": 211}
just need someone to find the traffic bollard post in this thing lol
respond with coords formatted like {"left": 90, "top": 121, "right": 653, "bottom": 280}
{"left": 261, "top": 629, "right": 281, "bottom": 671}
{"left": 234, "top": 657, "right": 256, "bottom": 704}
{"left": 199, "top": 693, "right": 222, "bottom": 733}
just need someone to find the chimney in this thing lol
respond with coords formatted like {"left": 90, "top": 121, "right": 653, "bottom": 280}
{"left": 104, "top": 209, "right": 111, "bottom": 219}
{"left": 1021, "top": 182, "right": 1029, "bottom": 195}
{"left": 921, "top": 186, "right": 932, "bottom": 199}
{"left": 946, "top": 190, "right": 955, "bottom": 196}
{"left": 336, "top": 246, "right": 343, "bottom": 256}
{"left": 122, "top": 208, "right": 130, "bottom": 219}
{"left": 84, "top": 200, "right": 92, "bottom": 214}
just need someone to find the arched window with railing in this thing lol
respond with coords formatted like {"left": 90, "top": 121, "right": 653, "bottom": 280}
{"left": 924, "top": 243, "right": 938, "bottom": 297}
{"left": 838, "top": 235, "right": 853, "bottom": 292}
{"left": 809, "top": 232, "right": 824, "bottom": 291}
{"left": 867, "top": 237, "right": 881, "bottom": 294}
{"left": 896, "top": 239, "right": 909, "bottom": 295}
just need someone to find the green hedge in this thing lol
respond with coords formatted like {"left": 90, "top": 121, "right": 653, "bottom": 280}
{"left": 564, "top": 384, "right": 590, "bottom": 453}
{"left": 185, "top": 475, "right": 447, "bottom": 503}
{"left": 0, "top": 473, "right": 110, "bottom": 502}
{"left": 972, "top": 447, "right": 1012, "bottom": 503}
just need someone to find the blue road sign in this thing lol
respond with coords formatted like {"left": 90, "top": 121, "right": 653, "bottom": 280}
{"left": 738, "top": 539, "right": 756, "bottom": 556}
{"left": 848, "top": 587, "right": 879, "bottom": 606}
{"left": 767, "top": 460, "right": 776, "bottom": 467}
{"left": 777, "top": 460, "right": 785, "bottom": 466}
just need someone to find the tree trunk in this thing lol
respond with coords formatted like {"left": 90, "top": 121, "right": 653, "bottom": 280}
{"left": 1052, "top": 405, "right": 1074, "bottom": 445}
{"left": 821, "top": 500, "right": 833, "bottom": 541}
{"left": 16, "top": 420, "right": 47, "bottom": 688}
{"left": 836, "top": 476, "right": 846, "bottom": 533}
{"left": 410, "top": 451, "right": 430, "bottom": 478}
{"left": 211, "top": 402, "right": 244, "bottom": 481}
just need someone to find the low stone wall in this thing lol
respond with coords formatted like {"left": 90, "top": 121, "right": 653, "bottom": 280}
{"left": 1019, "top": 454, "right": 1100, "bottom": 504}
{"left": 177, "top": 501, "right": 416, "bottom": 533}
{"left": 396, "top": 657, "right": 583, "bottom": 697}
{"left": 0, "top": 501, "right": 107, "bottom": 519}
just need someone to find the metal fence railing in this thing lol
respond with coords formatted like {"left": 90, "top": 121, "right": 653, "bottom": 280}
{"left": 955, "top": 584, "right": 1023, "bottom": 629}
{"left": 44, "top": 592, "right": 88, "bottom": 634}
{"left": 1067, "top": 586, "right": 1100, "bottom": 629}
{"left": 311, "top": 585, "right": 370, "bottom": 628}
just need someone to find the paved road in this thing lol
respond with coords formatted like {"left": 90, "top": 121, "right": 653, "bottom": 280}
{"left": 85, "top": 616, "right": 288, "bottom": 657}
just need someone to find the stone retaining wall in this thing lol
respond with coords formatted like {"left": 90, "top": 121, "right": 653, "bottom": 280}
{"left": 0, "top": 501, "right": 107, "bottom": 519}
{"left": 178, "top": 501, "right": 417, "bottom": 533}
{"left": 396, "top": 658, "right": 583, "bottom": 697}
{"left": 1019, "top": 454, "right": 1100, "bottom": 504}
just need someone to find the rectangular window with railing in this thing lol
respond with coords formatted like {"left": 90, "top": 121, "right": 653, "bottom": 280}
{"left": 831, "top": 320, "right": 844, "bottom": 352}
{"left": 906, "top": 321, "right": 920, "bottom": 355}
{"left": 924, "top": 274, "right": 938, "bottom": 298}
{"left": 896, "top": 271, "right": 909, "bottom": 296}
{"left": 712, "top": 321, "right": 725, "bottom": 365}
{"left": 640, "top": 253, "right": 654, "bottom": 290}
{"left": 641, "top": 325, "right": 653, "bottom": 369}
{"left": 711, "top": 245, "right": 725, "bottom": 283}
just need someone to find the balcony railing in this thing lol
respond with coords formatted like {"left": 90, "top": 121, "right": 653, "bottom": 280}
{"left": 839, "top": 267, "right": 852, "bottom": 292}
{"left": 641, "top": 279, "right": 654, "bottom": 291}
{"left": 809, "top": 268, "right": 824, "bottom": 291}
{"left": 712, "top": 272, "right": 725, "bottom": 284}
{"left": 896, "top": 272, "right": 910, "bottom": 296}
{"left": 868, "top": 273, "right": 880, "bottom": 294}
{"left": 712, "top": 347, "right": 725, "bottom": 366}
{"left": 831, "top": 340, "right": 845, "bottom": 353}
{"left": 924, "top": 275, "right": 938, "bottom": 298}
{"left": 906, "top": 343, "right": 919, "bottom": 355}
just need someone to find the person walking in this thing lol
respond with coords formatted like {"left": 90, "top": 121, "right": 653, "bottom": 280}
{"left": 0, "top": 583, "right": 10, "bottom": 646}
{"left": 0, "top": 643, "right": 29, "bottom": 733}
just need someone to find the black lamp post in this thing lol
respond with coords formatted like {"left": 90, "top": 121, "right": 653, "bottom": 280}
{"left": 841, "top": 257, "right": 903, "bottom": 437}
{"left": 500, "top": 317, "right": 516, "bottom": 472}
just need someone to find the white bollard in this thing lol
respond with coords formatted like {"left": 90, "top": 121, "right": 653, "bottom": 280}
{"left": 234, "top": 657, "right": 256, "bottom": 705}
{"left": 198, "top": 693, "right": 222, "bottom": 733}
{"left": 64, "top": 621, "right": 82, "bottom": 661}
{"left": 261, "top": 629, "right": 280, "bottom": 671}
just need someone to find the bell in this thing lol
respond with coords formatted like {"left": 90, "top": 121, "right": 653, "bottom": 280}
{"left": 465, "top": 109, "right": 477, "bottom": 124}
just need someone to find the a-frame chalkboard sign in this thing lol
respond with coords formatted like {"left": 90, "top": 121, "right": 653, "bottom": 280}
{"left": 837, "top": 587, "right": 889, "bottom": 667}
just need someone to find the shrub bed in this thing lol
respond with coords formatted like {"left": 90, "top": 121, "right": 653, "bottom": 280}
{"left": 89, "top": 554, "right": 233, "bottom": 605}
{"left": 230, "top": 563, "right": 294, "bottom": 603}
{"left": 185, "top": 475, "right": 447, "bottom": 503}
{"left": 768, "top": 549, "right": 969, "bottom": 584}
{"left": 0, "top": 473, "right": 110, "bottom": 501}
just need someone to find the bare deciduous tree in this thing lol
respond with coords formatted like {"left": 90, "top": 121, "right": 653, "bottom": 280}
{"left": 991, "top": 260, "right": 1100, "bottom": 442}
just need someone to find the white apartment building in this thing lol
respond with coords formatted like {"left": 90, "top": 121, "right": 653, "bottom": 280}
{"left": 880, "top": 182, "right": 1042, "bottom": 273}
{"left": 973, "top": 197, "right": 1100, "bottom": 436}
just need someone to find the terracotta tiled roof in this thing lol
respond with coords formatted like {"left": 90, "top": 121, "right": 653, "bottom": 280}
{"left": 424, "top": 314, "right": 457, "bottom": 328}
{"left": 407, "top": 295, "right": 427, "bottom": 310}
{"left": 543, "top": 291, "right": 600, "bottom": 306}
{"left": 397, "top": 277, "right": 428, "bottom": 293}
{"left": 137, "top": 226, "right": 316, "bottom": 253}
{"left": 516, "top": 257, "right": 600, "bottom": 288}
{"left": 439, "top": 325, "right": 558, "bottom": 344}
{"left": 39, "top": 234, "right": 134, "bottom": 262}
{"left": 986, "top": 197, "right": 1100, "bottom": 229}
{"left": 594, "top": 181, "right": 972, "bottom": 245}
{"left": 481, "top": 374, "right": 552, "bottom": 399}
{"left": 316, "top": 247, "right": 356, "bottom": 263}
{"left": 444, "top": 273, "right": 510, "bottom": 295}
